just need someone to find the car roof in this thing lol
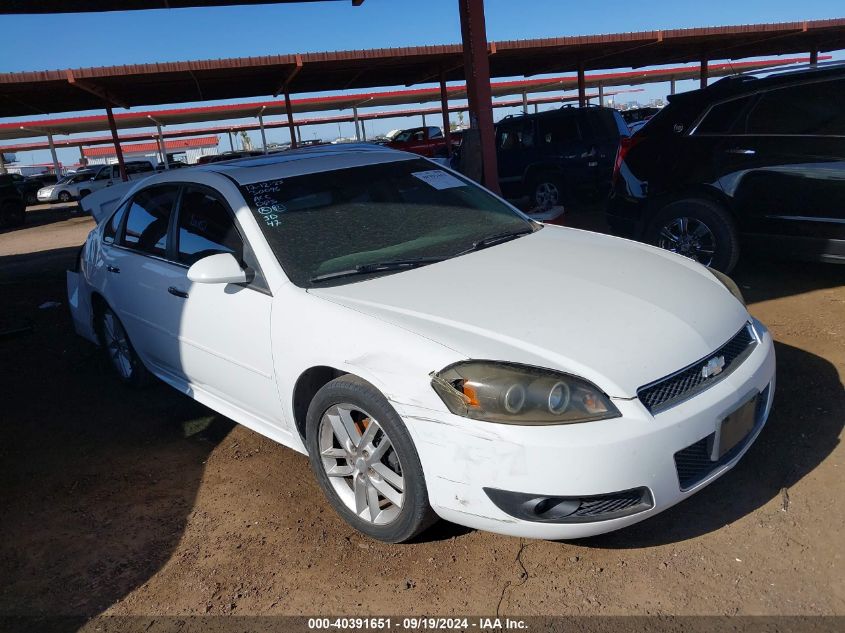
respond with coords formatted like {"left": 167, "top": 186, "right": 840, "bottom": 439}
{"left": 194, "top": 143, "right": 418, "bottom": 185}
{"left": 668, "top": 61, "right": 845, "bottom": 106}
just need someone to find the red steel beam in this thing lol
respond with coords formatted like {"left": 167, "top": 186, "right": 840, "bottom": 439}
{"left": 105, "top": 106, "right": 127, "bottom": 181}
{"left": 458, "top": 0, "right": 498, "bottom": 192}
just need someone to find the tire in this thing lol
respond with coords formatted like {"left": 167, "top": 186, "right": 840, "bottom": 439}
{"left": 95, "top": 305, "right": 150, "bottom": 387}
{"left": 58, "top": 191, "right": 72, "bottom": 203}
{"left": 24, "top": 191, "right": 37, "bottom": 206}
{"left": 647, "top": 198, "right": 739, "bottom": 273}
{"left": 305, "top": 375, "right": 438, "bottom": 543}
{"left": 528, "top": 172, "right": 564, "bottom": 209}
{"left": 0, "top": 200, "right": 25, "bottom": 228}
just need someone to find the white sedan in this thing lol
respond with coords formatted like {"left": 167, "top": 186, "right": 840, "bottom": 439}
{"left": 67, "top": 144, "right": 776, "bottom": 543}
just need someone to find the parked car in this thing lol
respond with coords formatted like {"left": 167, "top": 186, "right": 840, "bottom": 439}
{"left": 38, "top": 161, "right": 155, "bottom": 203}
{"left": 5, "top": 172, "right": 43, "bottom": 206}
{"left": 0, "top": 174, "right": 26, "bottom": 227}
{"left": 69, "top": 144, "right": 775, "bottom": 543}
{"left": 493, "top": 106, "right": 629, "bottom": 209}
{"left": 620, "top": 107, "right": 661, "bottom": 126}
{"left": 607, "top": 64, "right": 845, "bottom": 272}
{"left": 383, "top": 126, "right": 459, "bottom": 158}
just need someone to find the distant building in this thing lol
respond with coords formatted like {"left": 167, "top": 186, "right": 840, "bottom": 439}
{"left": 82, "top": 136, "right": 219, "bottom": 165}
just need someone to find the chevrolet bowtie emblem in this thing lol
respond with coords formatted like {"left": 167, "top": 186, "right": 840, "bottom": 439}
{"left": 702, "top": 355, "right": 726, "bottom": 379}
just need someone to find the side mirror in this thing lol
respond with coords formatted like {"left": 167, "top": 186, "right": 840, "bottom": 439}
{"left": 187, "top": 253, "right": 249, "bottom": 285}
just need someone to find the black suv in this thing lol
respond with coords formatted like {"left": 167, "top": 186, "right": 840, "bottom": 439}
{"left": 0, "top": 174, "right": 26, "bottom": 228}
{"left": 607, "top": 64, "right": 845, "bottom": 272}
{"left": 495, "top": 106, "right": 629, "bottom": 208}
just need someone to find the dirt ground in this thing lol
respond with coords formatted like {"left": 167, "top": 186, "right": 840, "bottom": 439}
{"left": 1, "top": 204, "right": 843, "bottom": 624}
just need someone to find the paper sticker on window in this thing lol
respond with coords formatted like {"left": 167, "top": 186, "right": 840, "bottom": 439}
{"left": 412, "top": 170, "right": 466, "bottom": 190}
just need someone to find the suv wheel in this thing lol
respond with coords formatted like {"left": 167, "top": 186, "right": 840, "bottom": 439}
{"left": 24, "top": 191, "right": 37, "bottom": 206}
{"left": 58, "top": 191, "right": 72, "bottom": 203}
{"left": 305, "top": 375, "right": 438, "bottom": 543}
{"left": 648, "top": 198, "right": 739, "bottom": 273}
{"left": 529, "top": 173, "right": 564, "bottom": 209}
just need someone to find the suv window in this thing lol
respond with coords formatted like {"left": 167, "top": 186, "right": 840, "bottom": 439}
{"left": 176, "top": 187, "right": 243, "bottom": 265}
{"left": 694, "top": 95, "right": 756, "bottom": 135}
{"left": 120, "top": 186, "right": 178, "bottom": 257}
{"left": 497, "top": 120, "right": 535, "bottom": 150}
{"left": 539, "top": 115, "right": 580, "bottom": 145}
{"left": 428, "top": 127, "right": 443, "bottom": 139}
{"left": 745, "top": 79, "right": 845, "bottom": 136}
{"left": 94, "top": 168, "right": 112, "bottom": 181}
{"left": 126, "top": 162, "right": 154, "bottom": 175}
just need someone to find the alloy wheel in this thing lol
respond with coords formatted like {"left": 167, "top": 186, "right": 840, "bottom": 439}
{"left": 657, "top": 216, "right": 717, "bottom": 266}
{"left": 534, "top": 181, "right": 560, "bottom": 208}
{"left": 102, "top": 310, "right": 133, "bottom": 379}
{"left": 318, "top": 403, "right": 404, "bottom": 525}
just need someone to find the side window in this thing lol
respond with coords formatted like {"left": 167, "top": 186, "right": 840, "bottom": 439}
{"left": 497, "top": 121, "right": 534, "bottom": 151}
{"left": 103, "top": 202, "right": 128, "bottom": 245}
{"left": 428, "top": 127, "right": 443, "bottom": 139}
{"left": 120, "top": 186, "right": 178, "bottom": 257}
{"left": 95, "top": 168, "right": 111, "bottom": 181}
{"left": 695, "top": 96, "right": 756, "bottom": 135}
{"left": 498, "top": 126, "right": 519, "bottom": 151}
{"left": 745, "top": 80, "right": 845, "bottom": 135}
{"left": 539, "top": 115, "right": 580, "bottom": 145}
{"left": 176, "top": 187, "right": 243, "bottom": 266}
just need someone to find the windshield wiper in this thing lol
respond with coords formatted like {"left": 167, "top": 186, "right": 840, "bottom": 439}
{"left": 454, "top": 227, "right": 535, "bottom": 257}
{"left": 309, "top": 256, "right": 445, "bottom": 283}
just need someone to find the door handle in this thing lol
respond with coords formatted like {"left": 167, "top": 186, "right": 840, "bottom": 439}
{"left": 106, "top": 265, "right": 120, "bottom": 274}
{"left": 725, "top": 148, "right": 756, "bottom": 155}
{"left": 167, "top": 286, "right": 189, "bottom": 299}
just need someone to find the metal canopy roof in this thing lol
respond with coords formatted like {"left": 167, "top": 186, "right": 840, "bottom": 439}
{"left": 0, "top": 1, "right": 353, "bottom": 12}
{"left": 0, "top": 89, "right": 644, "bottom": 154}
{"left": 0, "top": 58, "right": 812, "bottom": 141}
{"left": 0, "top": 19, "right": 842, "bottom": 118}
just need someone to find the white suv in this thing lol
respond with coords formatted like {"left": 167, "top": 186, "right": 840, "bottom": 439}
{"left": 38, "top": 161, "right": 155, "bottom": 203}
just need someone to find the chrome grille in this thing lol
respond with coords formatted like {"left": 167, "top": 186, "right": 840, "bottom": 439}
{"left": 638, "top": 324, "right": 756, "bottom": 414}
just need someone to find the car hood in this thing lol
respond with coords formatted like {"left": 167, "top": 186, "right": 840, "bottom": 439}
{"left": 309, "top": 226, "right": 749, "bottom": 398}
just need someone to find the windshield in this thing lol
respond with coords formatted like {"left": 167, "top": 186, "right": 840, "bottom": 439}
{"left": 240, "top": 158, "right": 535, "bottom": 287}
{"left": 58, "top": 172, "right": 93, "bottom": 184}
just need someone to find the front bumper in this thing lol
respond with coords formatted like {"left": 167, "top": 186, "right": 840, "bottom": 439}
{"left": 397, "top": 318, "right": 776, "bottom": 539}
{"left": 37, "top": 190, "right": 60, "bottom": 202}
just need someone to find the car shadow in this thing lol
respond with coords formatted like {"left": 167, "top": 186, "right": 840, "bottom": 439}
{"left": 734, "top": 254, "right": 845, "bottom": 306}
{"left": 0, "top": 204, "right": 81, "bottom": 236}
{"left": 579, "top": 341, "right": 843, "bottom": 548}
{"left": 0, "top": 256, "right": 232, "bottom": 629}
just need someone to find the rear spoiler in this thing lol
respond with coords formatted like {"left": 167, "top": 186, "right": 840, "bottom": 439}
{"left": 80, "top": 180, "right": 136, "bottom": 224}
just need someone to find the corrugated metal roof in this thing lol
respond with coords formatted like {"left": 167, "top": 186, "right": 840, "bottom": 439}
{"left": 82, "top": 135, "right": 218, "bottom": 157}
{"left": 0, "top": 19, "right": 842, "bottom": 117}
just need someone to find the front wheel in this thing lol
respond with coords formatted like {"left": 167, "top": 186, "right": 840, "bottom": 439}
{"left": 96, "top": 306, "right": 149, "bottom": 387}
{"left": 647, "top": 198, "right": 739, "bottom": 272}
{"left": 529, "top": 173, "right": 564, "bottom": 210}
{"left": 58, "top": 191, "right": 72, "bottom": 203}
{"left": 306, "top": 375, "right": 438, "bottom": 543}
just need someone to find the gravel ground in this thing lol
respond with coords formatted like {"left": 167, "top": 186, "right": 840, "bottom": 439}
{"left": 0, "top": 205, "right": 842, "bottom": 623}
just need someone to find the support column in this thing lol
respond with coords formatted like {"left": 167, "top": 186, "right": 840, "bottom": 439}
{"left": 577, "top": 62, "right": 586, "bottom": 107}
{"left": 700, "top": 58, "right": 709, "bottom": 90}
{"left": 360, "top": 118, "right": 367, "bottom": 141}
{"left": 421, "top": 113, "right": 427, "bottom": 128}
{"left": 46, "top": 133, "right": 62, "bottom": 180}
{"left": 522, "top": 91, "right": 528, "bottom": 114}
{"left": 0, "top": 151, "right": 6, "bottom": 175}
{"left": 598, "top": 84, "right": 604, "bottom": 107}
{"left": 810, "top": 47, "right": 819, "bottom": 66}
{"left": 353, "top": 106, "right": 361, "bottom": 142}
{"left": 296, "top": 126, "right": 302, "bottom": 144}
{"left": 155, "top": 123, "right": 169, "bottom": 169}
{"left": 105, "top": 107, "right": 126, "bottom": 181}
{"left": 534, "top": 103, "right": 538, "bottom": 114}
{"left": 284, "top": 90, "right": 298, "bottom": 149}
{"left": 458, "top": 0, "right": 499, "bottom": 192}
{"left": 258, "top": 114, "right": 268, "bottom": 154}
{"left": 227, "top": 130, "right": 234, "bottom": 151}
{"left": 670, "top": 78, "right": 676, "bottom": 95}
{"left": 439, "top": 70, "right": 453, "bottom": 157}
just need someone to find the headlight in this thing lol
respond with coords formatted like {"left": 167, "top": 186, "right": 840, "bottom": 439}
{"left": 707, "top": 267, "right": 745, "bottom": 306}
{"left": 430, "top": 361, "right": 620, "bottom": 425}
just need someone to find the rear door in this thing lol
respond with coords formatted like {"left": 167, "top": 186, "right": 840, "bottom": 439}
{"left": 713, "top": 78, "right": 845, "bottom": 255}
{"left": 536, "top": 111, "right": 593, "bottom": 203}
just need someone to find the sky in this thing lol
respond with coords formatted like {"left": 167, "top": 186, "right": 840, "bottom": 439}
{"left": 2, "top": 0, "right": 844, "bottom": 166}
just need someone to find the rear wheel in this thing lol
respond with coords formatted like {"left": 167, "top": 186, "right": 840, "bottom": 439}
{"left": 648, "top": 198, "right": 739, "bottom": 272}
{"left": 96, "top": 305, "right": 149, "bottom": 387}
{"left": 306, "top": 375, "right": 438, "bottom": 543}
{"left": 24, "top": 191, "right": 37, "bottom": 206}
{"left": 529, "top": 172, "right": 564, "bottom": 209}
{"left": 58, "top": 190, "right": 72, "bottom": 203}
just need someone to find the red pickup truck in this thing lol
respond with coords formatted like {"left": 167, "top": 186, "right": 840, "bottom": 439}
{"left": 383, "top": 126, "right": 461, "bottom": 158}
